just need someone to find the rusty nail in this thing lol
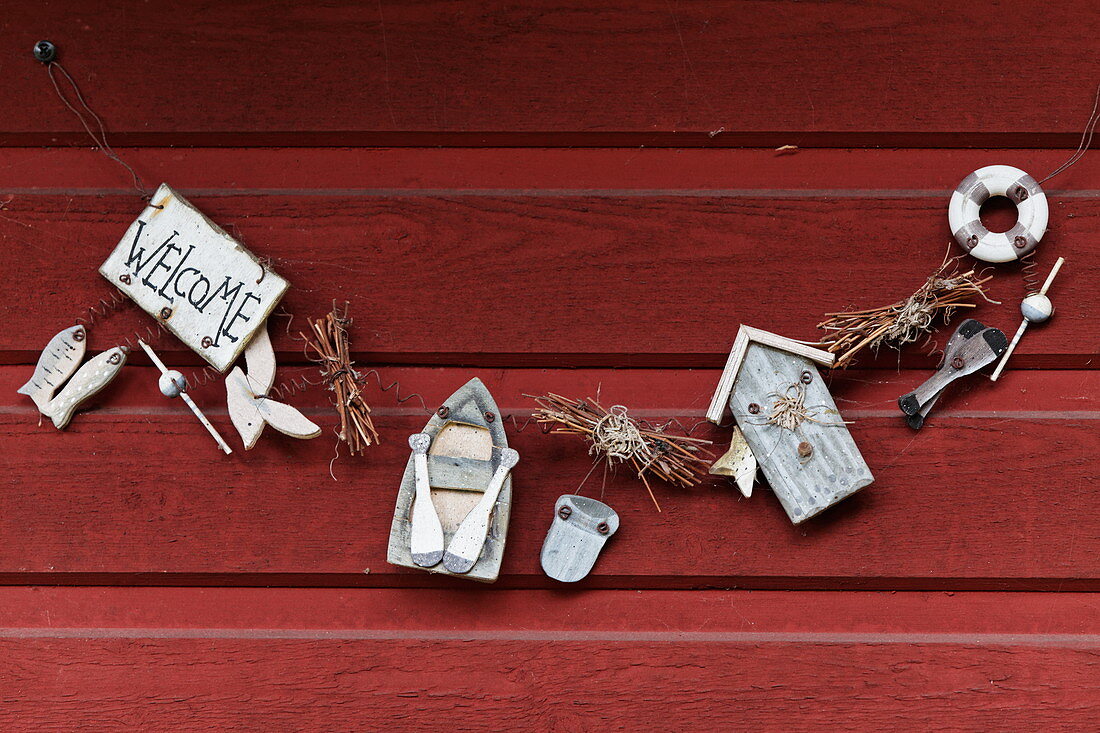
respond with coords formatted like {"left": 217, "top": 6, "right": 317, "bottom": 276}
{"left": 1015, "top": 185, "right": 1029, "bottom": 201}
{"left": 159, "top": 307, "right": 172, "bottom": 320}
{"left": 72, "top": 330, "right": 85, "bottom": 342}
{"left": 747, "top": 403, "right": 760, "bottom": 415}
{"left": 797, "top": 441, "right": 813, "bottom": 458}
{"left": 437, "top": 406, "right": 450, "bottom": 418}
{"left": 1014, "top": 235, "right": 1028, "bottom": 249}
{"left": 800, "top": 370, "right": 813, "bottom": 384}
{"left": 201, "top": 336, "right": 213, "bottom": 348}
{"left": 597, "top": 521, "right": 609, "bottom": 534}
{"left": 951, "top": 356, "right": 965, "bottom": 370}
{"left": 558, "top": 506, "right": 572, "bottom": 520}
{"left": 967, "top": 234, "right": 979, "bottom": 248}
{"left": 119, "top": 274, "right": 131, "bottom": 285}
{"left": 485, "top": 411, "right": 496, "bottom": 423}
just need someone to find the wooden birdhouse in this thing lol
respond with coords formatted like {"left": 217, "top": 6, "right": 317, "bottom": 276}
{"left": 707, "top": 326, "right": 874, "bottom": 523}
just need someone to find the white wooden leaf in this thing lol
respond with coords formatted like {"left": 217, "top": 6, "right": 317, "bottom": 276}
{"left": 254, "top": 397, "right": 322, "bottom": 440}
{"left": 242, "top": 323, "right": 276, "bottom": 395}
{"left": 225, "top": 367, "right": 266, "bottom": 450}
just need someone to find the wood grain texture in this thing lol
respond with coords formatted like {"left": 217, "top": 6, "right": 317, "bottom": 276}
{"left": 1, "top": 639, "right": 1096, "bottom": 730}
{"left": 4, "top": 1, "right": 1100, "bottom": 146}
{"left": 1, "top": 366, "right": 1096, "bottom": 589}
{"left": 0, "top": 589, "right": 1095, "bottom": 731}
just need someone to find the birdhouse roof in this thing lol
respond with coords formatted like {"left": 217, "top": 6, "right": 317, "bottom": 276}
{"left": 706, "top": 325, "right": 835, "bottom": 423}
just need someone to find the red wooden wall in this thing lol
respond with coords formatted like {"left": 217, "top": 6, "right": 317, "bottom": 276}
{"left": 1, "top": 1, "right": 1098, "bottom": 729}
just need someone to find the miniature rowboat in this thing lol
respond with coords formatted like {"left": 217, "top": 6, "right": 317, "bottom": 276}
{"left": 386, "top": 378, "right": 515, "bottom": 583}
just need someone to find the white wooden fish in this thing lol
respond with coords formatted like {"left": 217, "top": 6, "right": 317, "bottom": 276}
{"left": 17, "top": 325, "right": 87, "bottom": 412}
{"left": 42, "top": 346, "right": 128, "bottom": 429}
{"left": 225, "top": 324, "right": 320, "bottom": 448}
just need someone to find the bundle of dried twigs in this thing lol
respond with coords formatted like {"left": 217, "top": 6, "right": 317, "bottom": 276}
{"left": 530, "top": 393, "right": 712, "bottom": 511}
{"left": 816, "top": 255, "right": 997, "bottom": 368}
{"left": 302, "top": 304, "right": 379, "bottom": 455}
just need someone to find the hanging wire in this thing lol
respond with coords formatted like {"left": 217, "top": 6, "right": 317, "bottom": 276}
{"left": 1039, "top": 82, "right": 1100, "bottom": 184}
{"left": 44, "top": 59, "right": 152, "bottom": 200}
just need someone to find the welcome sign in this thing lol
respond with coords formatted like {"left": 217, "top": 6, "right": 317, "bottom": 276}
{"left": 99, "top": 183, "right": 288, "bottom": 372}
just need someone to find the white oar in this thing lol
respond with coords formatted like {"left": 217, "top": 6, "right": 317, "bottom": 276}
{"left": 443, "top": 448, "right": 520, "bottom": 574}
{"left": 408, "top": 433, "right": 445, "bottom": 567}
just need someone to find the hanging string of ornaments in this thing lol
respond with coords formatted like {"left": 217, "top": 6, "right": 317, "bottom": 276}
{"left": 16, "top": 41, "right": 1096, "bottom": 582}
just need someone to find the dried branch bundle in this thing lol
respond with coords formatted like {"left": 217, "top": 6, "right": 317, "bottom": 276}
{"left": 816, "top": 256, "right": 997, "bottom": 369}
{"left": 302, "top": 304, "right": 379, "bottom": 455}
{"left": 530, "top": 393, "right": 712, "bottom": 511}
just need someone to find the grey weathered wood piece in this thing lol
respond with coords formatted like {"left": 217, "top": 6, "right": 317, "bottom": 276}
{"left": 540, "top": 495, "right": 619, "bottom": 583}
{"left": 730, "top": 343, "right": 873, "bottom": 524}
{"left": 387, "top": 378, "right": 512, "bottom": 583}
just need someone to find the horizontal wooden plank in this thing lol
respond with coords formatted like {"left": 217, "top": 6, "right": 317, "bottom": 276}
{"left": 0, "top": 589, "right": 1094, "bottom": 730}
{"left": 4, "top": 1, "right": 1100, "bottom": 147}
{"left": 1, "top": 588, "right": 1096, "bottom": 636}
{"left": 0, "top": 366, "right": 1096, "bottom": 589}
{"left": 0, "top": 148, "right": 1093, "bottom": 367}
{"left": 4, "top": 147, "right": 1100, "bottom": 192}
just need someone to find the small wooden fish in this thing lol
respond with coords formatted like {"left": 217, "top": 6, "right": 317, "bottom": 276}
{"left": 17, "top": 325, "right": 87, "bottom": 412}
{"left": 42, "top": 346, "right": 128, "bottom": 429}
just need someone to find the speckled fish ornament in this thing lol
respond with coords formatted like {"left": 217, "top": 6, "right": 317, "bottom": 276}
{"left": 17, "top": 325, "right": 87, "bottom": 412}
{"left": 41, "top": 346, "right": 128, "bottom": 429}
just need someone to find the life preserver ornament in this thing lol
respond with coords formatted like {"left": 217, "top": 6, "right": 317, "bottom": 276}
{"left": 948, "top": 165, "right": 1048, "bottom": 263}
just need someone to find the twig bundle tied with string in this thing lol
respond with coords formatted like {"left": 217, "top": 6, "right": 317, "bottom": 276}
{"left": 816, "top": 255, "right": 997, "bottom": 369}
{"left": 530, "top": 393, "right": 712, "bottom": 511}
{"left": 302, "top": 304, "right": 379, "bottom": 455}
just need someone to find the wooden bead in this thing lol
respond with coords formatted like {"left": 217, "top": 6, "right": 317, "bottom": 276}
{"left": 1021, "top": 293, "right": 1053, "bottom": 323}
{"left": 158, "top": 370, "right": 188, "bottom": 398}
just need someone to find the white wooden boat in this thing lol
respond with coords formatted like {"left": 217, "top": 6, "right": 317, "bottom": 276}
{"left": 386, "top": 378, "right": 514, "bottom": 583}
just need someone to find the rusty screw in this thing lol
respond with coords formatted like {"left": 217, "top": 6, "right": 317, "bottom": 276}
{"left": 747, "top": 403, "right": 761, "bottom": 415}
{"left": 159, "top": 307, "right": 172, "bottom": 320}
{"left": 72, "top": 330, "right": 85, "bottom": 342}
{"left": 201, "top": 336, "right": 213, "bottom": 348}
{"left": 951, "top": 356, "right": 965, "bottom": 370}
{"left": 119, "top": 274, "right": 132, "bottom": 285}
{"left": 484, "top": 411, "right": 496, "bottom": 423}
{"left": 1014, "top": 235, "right": 1028, "bottom": 249}
{"left": 1015, "top": 185, "right": 1029, "bottom": 201}
{"left": 597, "top": 521, "right": 610, "bottom": 534}
{"left": 800, "top": 370, "right": 813, "bottom": 385}
{"left": 437, "top": 406, "right": 450, "bottom": 419}
{"left": 797, "top": 441, "right": 813, "bottom": 458}
{"left": 967, "top": 234, "right": 979, "bottom": 248}
{"left": 558, "top": 506, "right": 572, "bottom": 520}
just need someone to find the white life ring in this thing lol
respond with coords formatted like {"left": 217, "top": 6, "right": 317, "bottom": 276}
{"left": 948, "top": 165, "right": 1048, "bottom": 263}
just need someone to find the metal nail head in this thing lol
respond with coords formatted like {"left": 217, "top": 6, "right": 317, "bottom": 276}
{"left": 747, "top": 403, "right": 761, "bottom": 415}
{"left": 800, "top": 370, "right": 813, "bottom": 384}
{"left": 33, "top": 40, "right": 56, "bottom": 63}
{"left": 437, "top": 406, "right": 450, "bottom": 418}
{"left": 797, "top": 441, "right": 813, "bottom": 458}
{"left": 558, "top": 506, "right": 572, "bottom": 520}
{"left": 951, "top": 356, "right": 965, "bottom": 370}
{"left": 159, "top": 307, "right": 173, "bottom": 320}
